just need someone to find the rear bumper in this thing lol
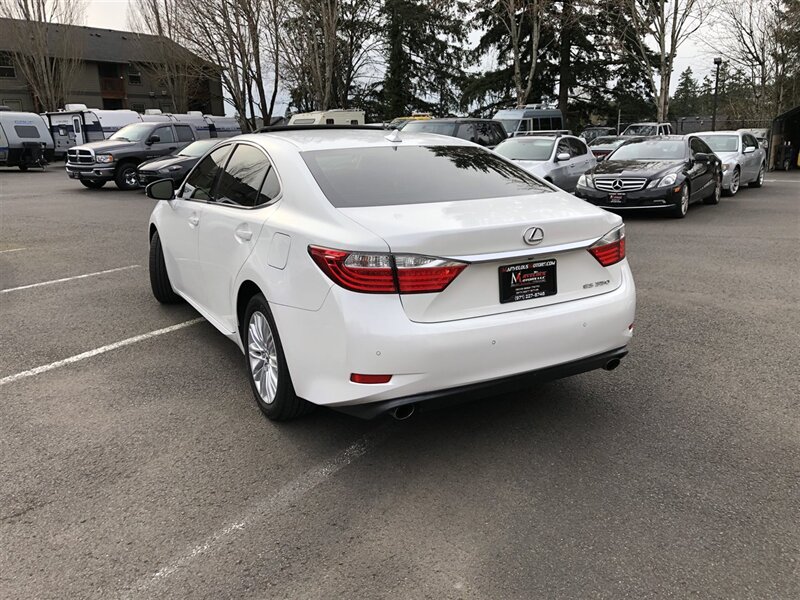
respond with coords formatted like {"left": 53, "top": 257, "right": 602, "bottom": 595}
{"left": 336, "top": 346, "right": 628, "bottom": 419}
{"left": 271, "top": 262, "right": 636, "bottom": 410}
{"left": 575, "top": 185, "right": 682, "bottom": 209}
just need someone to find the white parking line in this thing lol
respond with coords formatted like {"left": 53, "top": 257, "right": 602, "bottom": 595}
{"left": 125, "top": 431, "right": 382, "bottom": 598}
{"left": 0, "top": 265, "right": 139, "bottom": 293}
{"left": 0, "top": 318, "right": 204, "bottom": 386}
{"left": 0, "top": 247, "right": 26, "bottom": 254}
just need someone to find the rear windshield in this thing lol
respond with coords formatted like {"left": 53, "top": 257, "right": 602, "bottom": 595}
{"left": 494, "top": 138, "right": 554, "bottom": 161}
{"left": 302, "top": 145, "right": 550, "bottom": 208}
{"left": 401, "top": 121, "right": 456, "bottom": 136}
{"left": 623, "top": 125, "right": 656, "bottom": 136}
{"left": 609, "top": 140, "right": 685, "bottom": 161}
{"left": 698, "top": 135, "right": 739, "bottom": 152}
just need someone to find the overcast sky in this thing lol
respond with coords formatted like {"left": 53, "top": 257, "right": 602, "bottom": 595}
{"left": 82, "top": 0, "right": 717, "bottom": 96}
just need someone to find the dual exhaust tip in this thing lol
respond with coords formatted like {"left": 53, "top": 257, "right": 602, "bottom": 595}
{"left": 388, "top": 358, "right": 621, "bottom": 419}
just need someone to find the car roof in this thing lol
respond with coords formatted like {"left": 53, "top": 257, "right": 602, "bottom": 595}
{"left": 692, "top": 130, "right": 741, "bottom": 136}
{"left": 407, "top": 118, "right": 498, "bottom": 124}
{"left": 237, "top": 128, "right": 477, "bottom": 152}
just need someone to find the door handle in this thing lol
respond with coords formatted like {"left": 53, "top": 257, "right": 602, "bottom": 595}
{"left": 235, "top": 226, "right": 253, "bottom": 241}
{"left": 188, "top": 215, "right": 200, "bottom": 227}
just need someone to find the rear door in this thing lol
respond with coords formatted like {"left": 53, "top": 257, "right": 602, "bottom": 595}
{"left": 198, "top": 142, "right": 282, "bottom": 331}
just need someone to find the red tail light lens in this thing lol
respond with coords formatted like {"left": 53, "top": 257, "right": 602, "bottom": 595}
{"left": 309, "top": 246, "right": 467, "bottom": 294}
{"left": 588, "top": 225, "right": 626, "bottom": 267}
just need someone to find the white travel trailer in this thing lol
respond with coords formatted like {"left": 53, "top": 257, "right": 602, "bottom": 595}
{"left": 44, "top": 105, "right": 241, "bottom": 158}
{"left": 288, "top": 109, "right": 365, "bottom": 126}
{"left": 0, "top": 110, "right": 55, "bottom": 170}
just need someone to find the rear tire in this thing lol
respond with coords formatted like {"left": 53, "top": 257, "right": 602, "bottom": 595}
{"left": 114, "top": 162, "right": 139, "bottom": 190}
{"left": 749, "top": 163, "right": 765, "bottom": 187}
{"left": 704, "top": 175, "right": 721, "bottom": 205}
{"left": 149, "top": 230, "right": 182, "bottom": 304}
{"left": 671, "top": 183, "right": 690, "bottom": 218}
{"left": 243, "top": 294, "right": 313, "bottom": 421}
{"left": 80, "top": 179, "right": 106, "bottom": 189}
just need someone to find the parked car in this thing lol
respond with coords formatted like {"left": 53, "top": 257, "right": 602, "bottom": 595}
{"left": 574, "top": 135, "right": 722, "bottom": 218}
{"left": 695, "top": 131, "right": 766, "bottom": 195}
{"left": 620, "top": 122, "right": 672, "bottom": 136}
{"left": 588, "top": 136, "right": 644, "bottom": 161}
{"left": 580, "top": 127, "right": 616, "bottom": 142}
{"left": 492, "top": 104, "right": 565, "bottom": 137}
{"left": 401, "top": 118, "right": 507, "bottom": 148}
{"left": 493, "top": 133, "right": 596, "bottom": 191}
{"left": 288, "top": 109, "right": 365, "bottom": 125}
{"left": 136, "top": 138, "right": 221, "bottom": 187}
{"left": 66, "top": 116, "right": 240, "bottom": 190}
{"left": 145, "top": 127, "right": 635, "bottom": 421}
{"left": 0, "top": 110, "right": 54, "bottom": 170}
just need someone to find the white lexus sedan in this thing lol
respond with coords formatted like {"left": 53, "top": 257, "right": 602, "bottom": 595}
{"left": 146, "top": 127, "right": 635, "bottom": 420}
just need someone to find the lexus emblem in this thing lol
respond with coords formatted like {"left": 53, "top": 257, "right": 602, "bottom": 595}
{"left": 612, "top": 179, "right": 624, "bottom": 190}
{"left": 523, "top": 226, "right": 544, "bottom": 246}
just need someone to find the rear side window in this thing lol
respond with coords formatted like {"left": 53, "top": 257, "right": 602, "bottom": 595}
{"left": 14, "top": 125, "right": 40, "bottom": 138}
{"left": 214, "top": 144, "right": 275, "bottom": 207}
{"left": 302, "top": 145, "right": 550, "bottom": 208}
{"left": 474, "top": 122, "right": 497, "bottom": 146}
{"left": 183, "top": 145, "right": 232, "bottom": 200}
{"left": 455, "top": 123, "right": 475, "bottom": 142}
{"left": 175, "top": 125, "right": 194, "bottom": 142}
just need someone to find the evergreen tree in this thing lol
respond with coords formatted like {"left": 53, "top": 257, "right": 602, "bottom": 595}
{"left": 670, "top": 67, "right": 699, "bottom": 118}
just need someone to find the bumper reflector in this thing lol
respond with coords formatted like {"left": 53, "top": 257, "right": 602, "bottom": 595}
{"left": 350, "top": 373, "right": 392, "bottom": 384}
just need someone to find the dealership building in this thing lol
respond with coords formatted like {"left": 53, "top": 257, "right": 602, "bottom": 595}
{"left": 0, "top": 18, "right": 224, "bottom": 115}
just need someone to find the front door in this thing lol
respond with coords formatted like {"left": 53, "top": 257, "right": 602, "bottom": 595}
{"left": 145, "top": 125, "right": 179, "bottom": 160}
{"left": 161, "top": 144, "right": 234, "bottom": 303}
{"left": 198, "top": 143, "right": 282, "bottom": 332}
{"left": 689, "top": 137, "right": 713, "bottom": 199}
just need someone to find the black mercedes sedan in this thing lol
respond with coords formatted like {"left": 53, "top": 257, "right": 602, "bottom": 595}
{"left": 136, "top": 138, "right": 221, "bottom": 187}
{"left": 575, "top": 135, "right": 722, "bottom": 218}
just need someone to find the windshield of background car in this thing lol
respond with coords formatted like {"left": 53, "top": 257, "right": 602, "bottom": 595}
{"left": 401, "top": 121, "right": 456, "bottom": 136}
{"left": 608, "top": 140, "right": 685, "bottom": 161}
{"left": 302, "top": 145, "right": 551, "bottom": 208}
{"left": 179, "top": 139, "right": 219, "bottom": 157}
{"left": 589, "top": 137, "right": 627, "bottom": 151}
{"left": 494, "top": 138, "right": 554, "bottom": 161}
{"left": 624, "top": 125, "right": 656, "bottom": 136}
{"left": 109, "top": 123, "right": 153, "bottom": 142}
{"left": 698, "top": 135, "right": 739, "bottom": 153}
{"left": 496, "top": 119, "right": 521, "bottom": 134}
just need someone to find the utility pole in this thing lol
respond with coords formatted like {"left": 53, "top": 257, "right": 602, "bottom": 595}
{"left": 712, "top": 57, "right": 722, "bottom": 131}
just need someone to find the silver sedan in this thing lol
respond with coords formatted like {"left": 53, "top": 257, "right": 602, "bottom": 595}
{"left": 696, "top": 131, "right": 766, "bottom": 196}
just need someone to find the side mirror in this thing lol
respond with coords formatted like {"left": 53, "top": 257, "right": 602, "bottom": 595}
{"left": 743, "top": 146, "right": 755, "bottom": 154}
{"left": 556, "top": 152, "right": 571, "bottom": 161}
{"left": 146, "top": 135, "right": 161, "bottom": 145}
{"left": 146, "top": 178, "right": 175, "bottom": 200}
{"left": 693, "top": 152, "right": 711, "bottom": 163}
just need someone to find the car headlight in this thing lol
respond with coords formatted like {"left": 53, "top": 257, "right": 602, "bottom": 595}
{"left": 95, "top": 154, "right": 114, "bottom": 164}
{"left": 158, "top": 165, "right": 183, "bottom": 174}
{"left": 722, "top": 163, "right": 734, "bottom": 172}
{"left": 577, "top": 174, "right": 594, "bottom": 188}
{"left": 648, "top": 173, "right": 677, "bottom": 188}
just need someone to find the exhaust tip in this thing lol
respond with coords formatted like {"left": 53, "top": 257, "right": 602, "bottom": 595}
{"left": 390, "top": 404, "right": 416, "bottom": 421}
{"left": 603, "top": 358, "right": 621, "bottom": 371}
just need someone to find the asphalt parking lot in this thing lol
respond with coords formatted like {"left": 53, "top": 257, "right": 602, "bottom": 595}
{"left": 1, "top": 167, "right": 798, "bottom": 599}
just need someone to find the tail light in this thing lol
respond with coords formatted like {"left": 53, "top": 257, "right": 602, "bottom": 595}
{"left": 588, "top": 225, "right": 626, "bottom": 267}
{"left": 309, "top": 246, "right": 466, "bottom": 294}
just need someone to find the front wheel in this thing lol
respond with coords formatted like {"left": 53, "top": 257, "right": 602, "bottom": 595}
{"left": 114, "top": 162, "right": 139, "bottom": 190}
{"left": 704, "top": 175, "right": 721, "bottom": 205}
{"left": 671, "top": 184, "right": 690, "bottom": 218}
{"left": 244, "top": 294, "right": 313, "bottom": 421}
{"left": 148, "top": 230, "right": 182, "bottom": 304}
{"left": 80, "top": 179, "right": 106, "bottom": 189}
{"left": 723, "top": 168, "right": 739, "bottom": 196}
{"left": 749, "top": 163, "right": 765, "bottom": 187}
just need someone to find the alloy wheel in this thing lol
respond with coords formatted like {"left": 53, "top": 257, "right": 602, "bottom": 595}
{"left": 248, "top": 311, "right": 279, "bottom": 404}
{"left": 680, "top": 186, "right": 689, "bottom": 215}
{"left": 758, "top": 166, "right": 765, "bottom": 185}
{"left": 730, "top": 170, "right": 739, "bottom": 195}
{"left": 124, "top": 169, "right": 138, "bottom": 188}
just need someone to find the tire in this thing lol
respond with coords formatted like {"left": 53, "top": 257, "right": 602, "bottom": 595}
{"left": 114, "top": 162, "right": 139, "bottom": 190}
{"left": 671, "top": 183, "right": 690, "bottom": 218}
{"left": 80, "top": 179, "right": 106, "bottom": 189}
{"left": 148, "top": 230, "right": 182, "bottom": 304}
{"left": 749, "top": 163, "right": 765, "bottom": 188}
{"left": 243, "top": 293, "right": 313, "bottom": 421}
{"left": 723, "top": 167, "right": 739, "bottom": 196}
{"left": 704, "top": 174, "right": 721, "bottom": 205}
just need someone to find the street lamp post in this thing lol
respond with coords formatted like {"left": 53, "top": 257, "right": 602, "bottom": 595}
{"left": 712, "top": 57, "right": 722, "bottom": 132}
